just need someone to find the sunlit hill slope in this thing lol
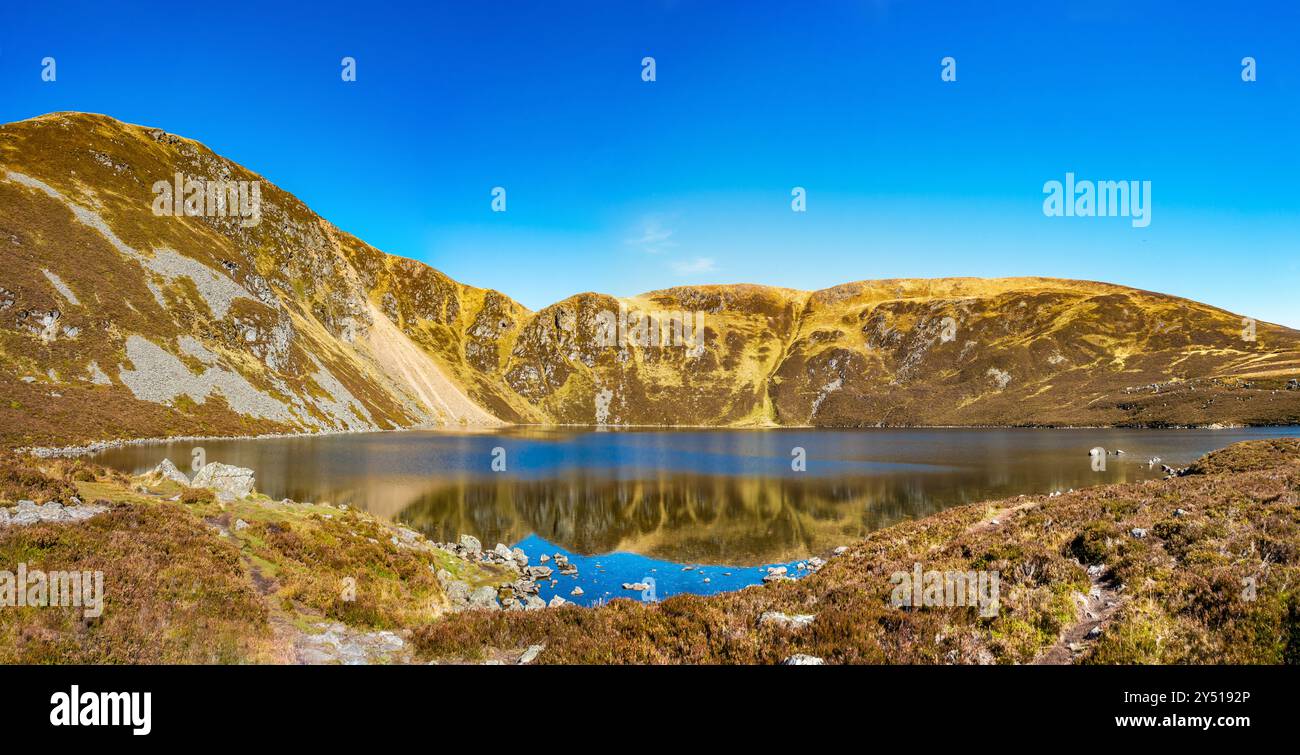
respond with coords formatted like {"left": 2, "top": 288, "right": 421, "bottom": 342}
{"left": 2, "top": 113, "right": 1298, "bottom": 447}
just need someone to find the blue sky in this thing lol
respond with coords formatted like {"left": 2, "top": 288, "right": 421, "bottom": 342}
{"left": 2, "top": 1, "right": 1297, "bottom": 326}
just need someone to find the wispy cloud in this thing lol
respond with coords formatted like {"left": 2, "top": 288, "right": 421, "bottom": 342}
{"left": 670, "top": 257, "right": 716, "bottom": 276}
{"left": 625, "top": 219, "right": 678, "bottom": 254}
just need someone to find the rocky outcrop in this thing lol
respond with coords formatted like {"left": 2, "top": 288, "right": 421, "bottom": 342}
{"left": 190, "top": 462, "right": 255, "bottom": 501}
{"left": 1, "top": 499, "right": 108, "bottom": 526}
{"left": 144, "top": 458, "right": 190, "bottom": 487}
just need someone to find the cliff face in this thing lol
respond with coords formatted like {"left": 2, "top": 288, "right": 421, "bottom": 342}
{"left": 2, "top": 112, "right": 1298, "bottom": 447}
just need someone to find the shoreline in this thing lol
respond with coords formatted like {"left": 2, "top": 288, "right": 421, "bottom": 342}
{"left": 19, "top": 420, "right": 1294, "bottom": 459}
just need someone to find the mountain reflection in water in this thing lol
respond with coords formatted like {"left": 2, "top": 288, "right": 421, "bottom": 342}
{"left": 90, "top": 427, "right": 1300, "bottom": 566}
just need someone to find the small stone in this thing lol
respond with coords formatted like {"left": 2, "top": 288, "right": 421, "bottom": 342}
{"left": 517, "top": 644, "right": 544, "bottom": 664}
{"left": 1130, "top": 528, "right": 1148, "bottom": 539}
{"left": 780, "top": 654, "right": 824, "bottom": 665}
{"left": 547, "top": 595, "right": 569, "bottom": 608}
{"left": 760, "top": 611, "right": 816, "bottom": 630}
{"left": 234, "top": 518, "right": 249, "bottom": 531}
{"left": 1086, "top": 626, "right": 1103, "bottom": 640}
{"left": 459, "top": 534, "right": 482, "bottom": 553}
{"left": 570, "top": 586, "right": 584, "bottom": 596}
{"left": 538, "top": 554, "right": 550, "bottom": 563}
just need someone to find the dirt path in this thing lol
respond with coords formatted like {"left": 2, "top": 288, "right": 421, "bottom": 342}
{"left": 1034, "top": 563, "right": 1123, "bottom": 665}
{"left": 964, "top": 499, "right": 1039, "bottom": 536}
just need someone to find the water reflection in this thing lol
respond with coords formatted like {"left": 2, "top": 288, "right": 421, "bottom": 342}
{"left": 90, "top": 427, "right": 1300, "bottom": 566}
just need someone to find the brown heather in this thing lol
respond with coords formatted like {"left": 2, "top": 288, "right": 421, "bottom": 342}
{"left": 412, "top": 439, "right": 1300, "bottom": 665}
{"left": 1, "top": 439, "right": 1298, "bottom": 664}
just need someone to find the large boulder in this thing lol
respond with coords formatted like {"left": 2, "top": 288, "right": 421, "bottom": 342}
{"left": 190, "top": 462, "right": 255, "bottom": 501}
{"left": 146, "top": 458, "right": 191, "bottom": 486}
{"left": 467, "top": 586, "right": 500, "bottom": 611}
{"left": 444, "top": 580, "right": 471, "bottom": 606}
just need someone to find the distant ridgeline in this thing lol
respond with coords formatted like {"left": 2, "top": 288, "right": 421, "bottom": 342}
{"left": 2, "top": 112, "right": 1299, "bottom": 447}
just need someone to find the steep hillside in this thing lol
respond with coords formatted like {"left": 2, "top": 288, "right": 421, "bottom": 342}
{"left": 1, "top": 112, "right": 1298, "bottom": 447}
{"left": 0, "top": 112, "right": 521, "bottom": 447}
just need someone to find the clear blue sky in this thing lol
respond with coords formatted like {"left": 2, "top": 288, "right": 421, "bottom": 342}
{"left": 2, "top": 1, "right": 1297, "bottom": 326}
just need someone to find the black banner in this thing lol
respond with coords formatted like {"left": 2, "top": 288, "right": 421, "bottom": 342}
{"left": 3, "top": 664, "right": 1287, "bottom": 743}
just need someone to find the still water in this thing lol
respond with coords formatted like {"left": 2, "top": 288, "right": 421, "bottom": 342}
{"left": 90, "top": 427, "right": 1300, "bottom": 604}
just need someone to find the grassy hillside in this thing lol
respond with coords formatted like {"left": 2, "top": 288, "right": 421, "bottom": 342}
{"left": 2, "top": 112, "right": 1298, "bottom": 447}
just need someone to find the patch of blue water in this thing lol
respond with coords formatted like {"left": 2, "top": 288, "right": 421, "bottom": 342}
{"left": 512, "top": 534, "right": 808, "bottom": 607}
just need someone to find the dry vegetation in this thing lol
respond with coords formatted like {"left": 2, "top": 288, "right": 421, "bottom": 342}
{"left": 2, "top": 439, "right": 1299, "bottom": 664}
{"left": 412, "top": 439, "right": 1300, "bottom": 665}
{"left": 0, "top": 451, "right": 512, "bottom": 663}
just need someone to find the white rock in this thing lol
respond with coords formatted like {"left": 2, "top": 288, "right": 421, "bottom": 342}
{"left": 467, "top": 586, "right": 499, "bottom": 611}
{"left": 191, "top": 462, "right": 255, "bottom": 501}
{"left": 148, "top": 458, "right": 191, "bottom": 486}
{"left": 760, "top": 611, "right": 816, "bottom": 630}
{"left": 781, "top": 654, "right": 825, "bottom": 665}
